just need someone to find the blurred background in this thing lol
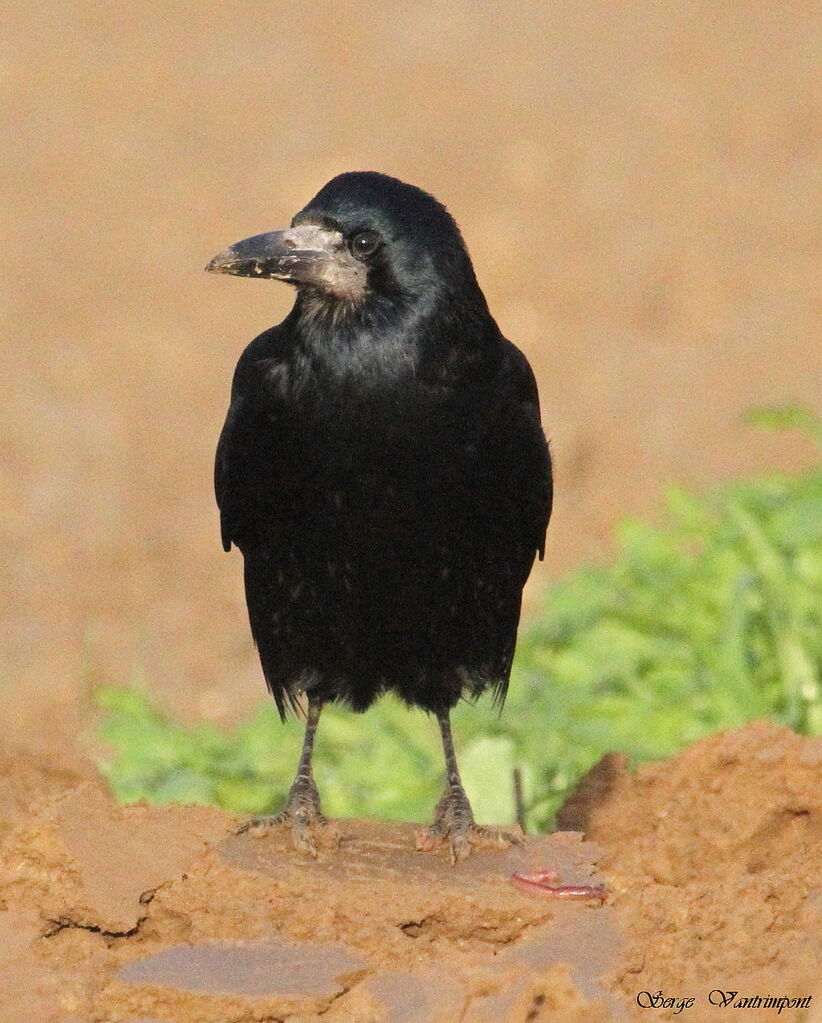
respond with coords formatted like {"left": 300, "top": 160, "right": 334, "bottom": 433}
{"left": 2, "top": 2, "right": 819, "bottom": 775}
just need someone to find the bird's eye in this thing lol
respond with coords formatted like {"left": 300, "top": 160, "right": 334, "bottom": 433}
{"left": 349, "top": 231, "right": 381, "bottom": 260}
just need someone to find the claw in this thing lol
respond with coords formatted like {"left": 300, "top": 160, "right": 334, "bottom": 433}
{"left": 414, "top": 823, "right": 445, "bottom": 853}
{"left": 237, "top": 773, "right": 330, "bottom": 857}
{"left": 237, "top": 808, "right": 333, "bottom": 857}
{"left": 416, "top": 783, "right": 522, "bottom": 863}
{"left": 451, "top": 829, "right": 470, "bottom": 864}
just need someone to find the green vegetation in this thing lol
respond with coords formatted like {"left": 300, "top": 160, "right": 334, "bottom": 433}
{"left": 97, "top": 407, "right": 821, "bottom": 832}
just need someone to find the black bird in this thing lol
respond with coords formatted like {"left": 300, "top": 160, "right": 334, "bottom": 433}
{"left": 207, "top": 172, "right": 552, "bottom": 862}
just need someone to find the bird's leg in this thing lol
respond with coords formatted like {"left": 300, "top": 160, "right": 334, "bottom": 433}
{"left": 275, "top": 693, "right": 326, "bottom": 847}
{"left": 238, "top": 694, "right": 329, "bottom": 857}
{"left": 415, "top": 710, "right": 523, "bottom": 864}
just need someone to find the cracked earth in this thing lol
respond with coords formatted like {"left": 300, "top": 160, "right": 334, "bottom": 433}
{"left": 0, "top": 722, "right": 820, "bottom": 1022}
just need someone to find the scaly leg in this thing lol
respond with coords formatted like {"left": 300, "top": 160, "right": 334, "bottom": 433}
{"left": 415, "top": 709, "right": 522, "bottom": 864}
{"left": 238, "top": 694, "right": 328, "bottom": 856}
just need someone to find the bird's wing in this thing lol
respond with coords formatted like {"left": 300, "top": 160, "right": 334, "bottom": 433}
{"left": 500, "top": 340, "right": 553, "bottom": 561}
{"left": 214, "top": 401, "right": 242, "bottom": 552}
{"left": 214, "top": 326, "right": 286, "bottom": 553}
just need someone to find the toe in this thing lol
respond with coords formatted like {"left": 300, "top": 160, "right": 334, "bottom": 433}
{"left": 450, "top": 830, "right": 473, "bottom": 863}
{"left": 469, "top": 825, "right": 523, "bottom": 850}
{"left": 236, "top": 816, "right": 276, "bottom": 837}
{"left": 291, "top": 818, "right": 319, "bottom": 858}
{"left": 414, "top": 824, "right": 444, "bottom": 852}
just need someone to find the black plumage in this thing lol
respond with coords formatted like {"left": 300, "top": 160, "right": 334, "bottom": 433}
{"left": 208, "top": 172, "right": 551, "bottom": 861}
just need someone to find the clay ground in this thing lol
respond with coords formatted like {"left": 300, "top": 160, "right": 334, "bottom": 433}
{"left": 1, "top": 4, "right": 821, "bottom": 1022}
{"left": 1, "top": 722, "right": 820, "bottom": 1022}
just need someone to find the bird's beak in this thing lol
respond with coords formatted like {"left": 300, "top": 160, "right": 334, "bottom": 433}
{"left": 205, "top": 224, "right": 343, "bottom": 283}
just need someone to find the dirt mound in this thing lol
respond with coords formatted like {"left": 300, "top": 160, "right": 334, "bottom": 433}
{"left": 0, "top": 722, "right": 819, "bottom": 1022}
{"left": 562, "top": 721, "right": 822, "bottom": 1019}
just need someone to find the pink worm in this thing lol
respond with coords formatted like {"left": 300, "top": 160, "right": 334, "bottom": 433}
{"left": 509, "top": 869, "right": 607, "bottom": 902}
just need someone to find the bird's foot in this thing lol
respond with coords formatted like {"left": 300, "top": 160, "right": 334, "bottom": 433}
{"left": 415, "top": 783, "right": 523, "bottom": 864}
{"left": 237, "top": 775, "right": 333, "bottom": 858}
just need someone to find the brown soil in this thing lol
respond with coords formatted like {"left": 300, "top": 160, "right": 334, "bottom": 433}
{"left": 1, "top": 721, "right": 819, "bottom": 1022}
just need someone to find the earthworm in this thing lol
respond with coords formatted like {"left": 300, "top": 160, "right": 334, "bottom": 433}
{"left": 509, "top": 869, "right": 607, "bottom": 902}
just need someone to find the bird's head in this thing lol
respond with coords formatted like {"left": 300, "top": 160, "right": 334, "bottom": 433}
{"left": 206, "top": 172, "right": 481, "bottom": 316}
